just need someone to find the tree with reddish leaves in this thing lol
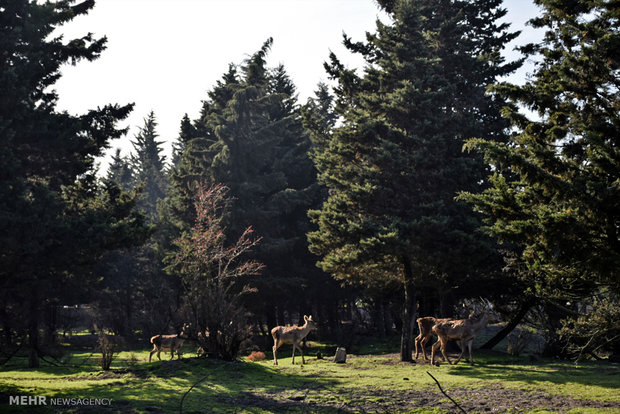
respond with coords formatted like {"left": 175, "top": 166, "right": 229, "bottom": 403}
{"left": 170, "top": 183, "right": 263, "bottom": 360}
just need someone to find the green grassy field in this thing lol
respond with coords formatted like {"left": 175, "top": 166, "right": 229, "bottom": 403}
{"left": 1, "top": 339, "right": 619, "bottom": 413}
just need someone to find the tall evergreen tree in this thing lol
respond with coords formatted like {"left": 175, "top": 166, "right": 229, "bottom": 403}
{"left": 170, "top": 113, "right": 197, "bottom": 171}
{"left": 0, "top": 0, "right": 145, "bottom": 367}
{"left": 165, "top": 41, "right": 331, "bottom": 331}
{"left": 130, "top": 111, "right": 167, "bottom": 221}
{"left": 460, "top": 1, "right": 620, "bottom": 356}
{"left": 106, "top": 148, "right": 134, "bottom": 191}
{"left": 308, "top": 0, "right": 519, "bottom": 361}
{"left": 204, "top": 40, "right": 323, "bottom": 327}
{"left": 162, "top": 66, "right": 240, "bottom": 237}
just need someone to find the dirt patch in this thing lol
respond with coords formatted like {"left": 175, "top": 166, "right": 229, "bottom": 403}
{"left": 348, "top": 384, "right": 620, "bottom": 413}
{"left": 66, "top": 370, "right": 133, "bottom": 381}
{"left": 223, "top": 383, "right": 620, "bottom": 413}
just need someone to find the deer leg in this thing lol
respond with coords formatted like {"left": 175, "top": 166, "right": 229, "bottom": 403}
{"left": 149, "top": 347, "right": 157, "bottom": 362}
{"left": 431, "top": 340, "right": 441, "bottom": 366}
{"left": 454, "top": 339, "right": 466, "bottom": 364}
{"left": 414, "top": 334, "right": 422, "bottom": 359}
{"left": 440, "top": 338, "right": 452, "bottom": 365}
{"left": 299, "top": 343, "right": 305, "bottom": 365}
{"left": 291, "top": 343, "right": 297, "bottom": 364}
{"left": 467, "top": 339, "right": 474, "bottom": 364}
{"left": 273, "top": 340, "right": 281, "bottom": 365}
{"left": 421, "top": 336, "right": 431, "bottom": 360}
{"left": 156, "top": 349, "right": 162, "bottom": 361}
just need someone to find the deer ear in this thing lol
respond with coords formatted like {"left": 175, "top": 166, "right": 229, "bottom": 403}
{"left": 304, "top": 315, "right": 309, "bottom": 321}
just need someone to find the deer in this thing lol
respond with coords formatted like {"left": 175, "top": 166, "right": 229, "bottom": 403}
{"left": 271, "top": 315, "right": 317, "bottom": 365}
{"left": 430, "top": 311, "right": 491, "bottom": 366}
{"left": 148, "top": 323, "right": 189, "bottom": 362}
{"left": 414, "top": 316, "right": 452, "bottom": 360}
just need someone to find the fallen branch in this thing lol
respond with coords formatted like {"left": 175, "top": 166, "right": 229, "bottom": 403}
{"left": 426, "top": 371, "right": 467, "bottom": 414}
{"left": 179, "top": 373, "right": 211, "bottom": 414}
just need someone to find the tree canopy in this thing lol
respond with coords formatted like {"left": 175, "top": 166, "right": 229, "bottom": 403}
{"left": 0, "top": 0, "right": 146, "bottom": 367}
{"left": 308, "top": 0, "right": 519, "bottom": 361}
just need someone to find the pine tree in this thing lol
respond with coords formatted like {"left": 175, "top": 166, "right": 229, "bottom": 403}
{"left": 0, "top": 0, "right": 145, "bottom": 367}
{"left": 204, "top": 40, "right": 323, "bottom": 326}
{"left": 460, "top": 0, "right": 620, "bottom": 356}
{"left": 130, "top": 111, "right": 167, "bottom": 221}
{"left": 106, "top": 148, "right": 134, "bottom": 191}
{"left": 164, "top": 40, "right": 330, "bottom": 329}
{"left": 308, "top": 0, "right": 519, "bottom": 361}
{"left": 170, "top": 114, "right": 197, "bottom": 171}
{"left": 162, "top": 65, "right": 240, "bottom": 236}
{"left": 463, "top": 0, "right": 620, "bottom": 296}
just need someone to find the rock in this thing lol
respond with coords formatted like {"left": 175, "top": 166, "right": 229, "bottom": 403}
{"left": 334, "top": 347, "right": 346, "bottom": 363}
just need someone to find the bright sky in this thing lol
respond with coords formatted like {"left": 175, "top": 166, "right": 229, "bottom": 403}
{"left": 53, "top": 0, "right": 542, "bottom": 172}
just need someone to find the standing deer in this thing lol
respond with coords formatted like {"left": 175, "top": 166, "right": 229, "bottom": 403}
{"left": 414, "top": 316, "right": 451, "bottom": 360}
{"left": 430, "top": 312, "right": 490, "bottom": 366}
{"left": 149, "top": 324, "right": 189, "bottom": 362}
{"left": 271, "top": 315, "right": 317, "bottom": 365}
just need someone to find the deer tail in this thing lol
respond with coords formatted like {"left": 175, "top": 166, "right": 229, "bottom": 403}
{"left": 150, "top": 335, "right": 161, "bottom": 345}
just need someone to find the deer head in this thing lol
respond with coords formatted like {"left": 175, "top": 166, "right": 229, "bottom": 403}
{"left": 304, "top": 315, "right": 317, "bottom": 330}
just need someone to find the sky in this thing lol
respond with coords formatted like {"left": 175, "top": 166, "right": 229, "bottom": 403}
{"left": 52, "top": 0, "right": 543, "bottom": 173}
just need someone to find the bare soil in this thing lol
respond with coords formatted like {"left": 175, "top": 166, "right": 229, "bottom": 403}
{"left": 218, "top": 383, "right": 620, "bottom": 413}
{"left": 215, "top": 353, "right": 620, "bottom": 413}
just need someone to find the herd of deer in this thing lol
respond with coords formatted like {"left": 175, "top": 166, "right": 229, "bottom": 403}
{"left": 147, "top": 310, "right": 491, "bottom": 366}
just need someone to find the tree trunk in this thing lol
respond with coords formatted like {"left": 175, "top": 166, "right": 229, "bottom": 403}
{"left": 28, "top": 289, "right": 40, "bottom": 368}
{"left": 400, "top": 256, "right": 417, "bottom": 362}
{"left": 276, "top": 306, "right": 285, "bottom": 327}
{"left": 374, "top": 299, "right": 386, "bottom": 338}
{"left": 328, "top": 300, "right": 341, "bottom": 340}
{"left": 481, "top": 296, "right": 537, "bottom": 350}
{"left": 438, "top": 289, "right": 454, "bottom": 318}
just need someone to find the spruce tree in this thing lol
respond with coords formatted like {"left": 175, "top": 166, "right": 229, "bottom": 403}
{"left": 207, "top": 40, "right": 322, "bottom": 326}
{"left": 460, "top": 1, "right": 620, "bottom": 356}
{"left": 162, "top": 66, "right": 239, "bottom": 237}
{"left": 0, "top": 0, "right": 145, "bottom": 367}
{"left": 308, "top": 0, "right": 518, "bottom": 361}
{"left": 170, "top": 114, "right": 196, "bottom": 171}
{"left": 106, "top": 148, "right": 134, "bottom": 191}
{"left": 165, "top": 41, "right": 328, "bottom": 329}
{"left": 130, "top": 111, "right": 167, "bottom": 221}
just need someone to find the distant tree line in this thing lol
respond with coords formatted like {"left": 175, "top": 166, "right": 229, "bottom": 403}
{"left": 1, "top": 0, "right": 617, "bottom": 367}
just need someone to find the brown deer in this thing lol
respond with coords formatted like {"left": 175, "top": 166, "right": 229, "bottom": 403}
{"left": 414, "top": 316, "right": 451, "bottom": 360}
{"left": 271, "top": 315, "right": 317, "bottom": 365}
{"left": 148, "top": 324, "right": 189, "bottom": 362}
{"left": 430, "top": 312, "right": 490, "bottom": 366}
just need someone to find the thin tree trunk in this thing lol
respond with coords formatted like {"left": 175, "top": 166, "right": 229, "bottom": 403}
{"left": 481, "top": 296, "right": 537, "bottom": 350}
{"left": 28, "top": 288, "right": 40, "bottom": 368}
{"left": 375, "top": 299, "right": 386, "bottom": 338}
{"left": 400, "top": 256, "right": 416, "bottom": 362}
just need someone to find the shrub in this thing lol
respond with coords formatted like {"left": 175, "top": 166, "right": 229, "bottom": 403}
{"left": 507, "top": 330, "right": 531, "bottom": 356}
{"left": 246, "top": 351, "right": 266, "bottom": 362}
{"left": 97, "top": 334, "right": 116, "bottom": 370}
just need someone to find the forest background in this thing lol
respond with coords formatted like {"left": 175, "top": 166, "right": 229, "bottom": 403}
{"left": 1, "top": 0, "right": 618, "bottom": 368}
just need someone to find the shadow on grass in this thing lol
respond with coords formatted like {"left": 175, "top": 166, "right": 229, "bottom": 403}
{"left": 443, "top": 351, "right": 620, "bottom": 391}
{"left": 135, "top": 357, "right": 344, "bottom": 412}
{"left": 0, "top": 357, "right": 344, "bottom": 413}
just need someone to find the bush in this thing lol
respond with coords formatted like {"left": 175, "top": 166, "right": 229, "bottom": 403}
{"left": 246, "top": 351, "right": 266, "bottom": 362}
{"left": 507, "top": 330, "right": 531, "bottom": 356}
{"left": 97, "top": 335, "right": 115, "bottom": 370}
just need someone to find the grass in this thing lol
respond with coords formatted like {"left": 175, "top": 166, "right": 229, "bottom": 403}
{"left": 0, "top": 340, "right": 619, "bottom": 413}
